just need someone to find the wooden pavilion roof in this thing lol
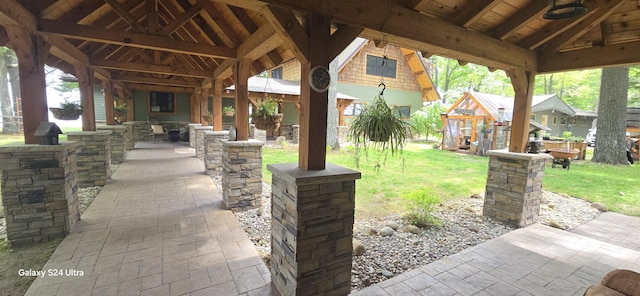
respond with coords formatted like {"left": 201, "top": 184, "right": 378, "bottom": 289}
{"left": 1, "top": 0, "right": 639, "bottom": 94}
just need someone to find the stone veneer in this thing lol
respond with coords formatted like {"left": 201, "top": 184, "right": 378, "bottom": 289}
{"left": 66, "top": 131, "right": 112, "bottom": 187}
{"left": 127, "top": 121, "right": 153, "bottom": 142}
{"left": 194, "top": 126, "right": 213, "bottom": 159}
{"left": 0, "top": 142, "right": 81, "bottom": 247}
{"left": 122, "top": 122, "right": 135, "bottom": 150}
{"left": 253, "top": 128, "right": 267, "bottom": 142}
{"left": 97, "top": 125, "right": 128, "bottom": 164}
{"left": 483, "top": 150, "right": 552, "bottom": 228}
{"left": 188, "top": 123, "right": 201, "bottom": 148}
{"left": 267, "top": 163, "right": 361, "bottom": 296}
{"left": 204, "top": 131, "right": 229, "bottom": 176}
{"left": 221, "top": 140, "right": 263, "bottom": 211}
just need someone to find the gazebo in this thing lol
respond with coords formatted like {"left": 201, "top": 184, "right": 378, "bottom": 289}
{"left": 1, "top": 1, "right": 639, "bottom": 295}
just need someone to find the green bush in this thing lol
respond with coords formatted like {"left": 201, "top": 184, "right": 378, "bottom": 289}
{"left": 402, "top": 188, "right": 442, "bottom": 228}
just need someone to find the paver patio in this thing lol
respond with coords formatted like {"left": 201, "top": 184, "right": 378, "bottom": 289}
{"left": 22, "top": 141, "right": 640, "bottom": 296}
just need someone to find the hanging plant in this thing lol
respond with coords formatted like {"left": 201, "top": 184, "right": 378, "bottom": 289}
{"left": 251, "top": 97, "right": 282, "bottom": 131}
{"left": 49, "top": 99, "right": 83, "bottom": 120}
{"left": 348, "top": 92, "right": 412, "bottom": 169}
{"left": 223, "top": 106, "right": 235, "bottom": 117}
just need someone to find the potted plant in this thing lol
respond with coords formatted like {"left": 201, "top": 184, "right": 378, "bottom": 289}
{"left": 166, "top": 122, "right": 181, "bottom": 142}
{"left": 347, "top": 94, "right": 412, "bottom": 166}
{"left": 223, "top": 106, "right": 235, "bottom": 117}
{"left": 114, "top": 104, "right": 127, "bottom": 122}
{"left": 251, "top": 97, "right": 282, "bottom": 131}
{"left": 202, "top": 112, "right": 213, "bottom": 122}
{"left": 50, "top": 99, "right": 83, "bottom": 120}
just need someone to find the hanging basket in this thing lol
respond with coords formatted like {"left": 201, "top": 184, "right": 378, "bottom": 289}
{"left": 202, "top": 115, "right": 213, "bottom": 122}
{"left": 224, "top": 110, "right": 235, "bottom": 117}
{"left": 49, "top": 108, "right": 83, "bottom": 120}
{"left": 252, "top": 114, "right": 283, "bottom": 131}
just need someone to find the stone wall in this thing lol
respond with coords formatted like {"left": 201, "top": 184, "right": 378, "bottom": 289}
{"left": 66, "top": 131, "right": 112, "bottom": 187}
{"left": 253, "top": 129, "right": 266, "bottom": 142}
{"left": 268, "top": 163, "right": 361, "bottom": 296}
{"left": 122, "top": 122, "right": 135, "bottom": 150}
{"left": 0, "top": 142, "right": 81, "bottom": 247}
{"left": 195, "top": 126, "right": 213, "bottom": 159}
{"left": 204, "top": 131, "right": 229, "bottom": 177}
{"left": 128, "top": 121, "right": 153, "bottom": 142}
{"left": 483, "top": 151, "right": 552, "bottom": 228}
{"left": 189, "top": 123, "right": 200, "bottom": 148}
{"left": 221, "top": 140, "right": 263, "bottom": 211}
{"left": 338, "top": 126, "right": 348, "bottom": 143}
{"left": 97, "top": 125, "right": 127, "bottom": 164}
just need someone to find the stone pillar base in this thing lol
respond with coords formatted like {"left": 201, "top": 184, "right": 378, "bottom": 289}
{"left": 0, "top": 142, "right": 81, "bottom": 247}
{"left": 268, "top": 163, "right": 361, "bottom": 296}
{"left": 97, "top": 125, "right": 127, "bottom": 163}
{"left": 195, "top": 126, "right": 213, "bottom": 159}
{"left": 253, "top": 128, "right": 266, "bottom": 142}
{"left": 188, "top": 123, "right": 200, "bottom": 148}
{"left": 221, "top": 140, "right": 263, "bottom": 211}
{"left": 204, "top": 131, "right": 229, "bottom": 176}
{"left": 66, "top": 131, "right": 112, "bottom": 187}
{"left": 122, "top": 122, "right": 135, "bottom": 150}
{"left": 483, "top": 150, "right": 552, "bottom": 228}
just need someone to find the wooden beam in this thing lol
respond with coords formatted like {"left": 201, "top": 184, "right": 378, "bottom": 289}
{"left": 103, "top": 80, "right": 116, "bottom": 125}
{"left": 213, "top": 79, "right": 223, "bottom": 131}
{"left": 147, "top": 0, "right": 159, "bottom": 34}
{"left": 0, "top": 0, "right": 37, "bottom": 33}
{"left": 75, "top": 64, "right": 97, "bottom": 131}
{"left": 329, "top": 24, "right": 363, "bottom": 61}
{"left": 259, "top": 0, "right": 537, "bottom": 71}
{"left": 535, "top": 0, "right": 626, "bottom": 55}
{"left": 112, "top": 73, "right": 201, "bottom": 87}
{"left": 489, "top": 1, "right": 548, "bottom": 40}
{"left": 158, "top": 3, "right": 202, "bottom": 36}
{"left": 190, "top": 92, "right": 199, "bottom": 122}
{"left": 507, "top": 69, "right": 535, "bottom": 153}
{"left": 91, "top": 59, "right": 212, "bottom": 78}
{"left": 450, "top": 0, "right": 500, "bottom": 28}
{"left": 104, "top": 0, "right": 146, "bottom": 33}
{"left": 124, "top": 82, "right": 193, "bottom": 93}
{"left": 299, "top": 14, "right": 330, "bottom": 170}
{"left": 539, "top": 41, "right": 640, "bottom": 73}
{"left": 263, "top": 6, "right": 310, "bottom": 64}
{"left": 6, "top": 26, "right": 49, "bottom": 144}
{"left": 517, "top": 10, "right": 592, "bottom": 50}
{"left": 235, "top": 59, "right": 252, "bottom": 140}
{"left": 237, "top": 24, "right": 282, "bottom": 61}
{"left": 38, "top": 20, "right": 236, "bottom": 59}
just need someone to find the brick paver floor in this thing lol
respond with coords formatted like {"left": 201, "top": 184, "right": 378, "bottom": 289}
{"left": 25, "top": 142, "right": 278, "bottom": 296}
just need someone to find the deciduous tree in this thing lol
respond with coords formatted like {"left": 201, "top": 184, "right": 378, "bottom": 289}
{"left": 592, "top": 67, "right": 629, "bottom": 165}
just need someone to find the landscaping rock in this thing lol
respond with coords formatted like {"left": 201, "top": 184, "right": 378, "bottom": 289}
{"left": 382, "top": 270, "right": 394, "bottom": 277}
{"left": 384, "top": 221, "right": 400, "bottom": 230}
{"left": 591, "top": 202, "right": 608, "bottom": 212}
{"left": 365, "top": 228, "right": 377, "bottom": 236}
{"left": 275, "top": 136, "right": 286, "bottom": 146}
{"left": 362, "top": 278, "right": 371, "bottom": 286}
{"left": 470, "top": 193, "right": 481, "bottom": 199}
{"left": 379, "top": 227, "right": 395, "bottom": 237}
{"left": 403, "top": 225, "right": 421, "bottom": 234}
{"left": 547, "top": 203, "right": 556, "bottom": 209}
{"left": 353, "top": 239, "right": 366, "bottom": 256}
{"left": 469, "top": 225, "right": 480, "bottom": 233}
{"left": 548, "top": 219, "right": 563, "bottom": 229}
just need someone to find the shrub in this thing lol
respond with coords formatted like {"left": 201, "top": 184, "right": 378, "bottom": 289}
{"left": 402, "top": 188, "right": 441, "bottom": 228}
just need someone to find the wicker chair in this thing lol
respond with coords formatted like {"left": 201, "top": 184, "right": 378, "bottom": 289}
{"left": 584, "top": 269, "right": 640, "bottom": 296}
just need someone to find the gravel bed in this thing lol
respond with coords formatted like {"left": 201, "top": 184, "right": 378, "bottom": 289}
{"left": 231, "top": 181, "right": 601, "bottom": 291}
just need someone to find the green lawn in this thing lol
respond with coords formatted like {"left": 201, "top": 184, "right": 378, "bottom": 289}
{"left": 263, "top": 144, "right": 640, "bottom": 218}
{"left": 0, "top": 127, "right": 83, "bottom": 146}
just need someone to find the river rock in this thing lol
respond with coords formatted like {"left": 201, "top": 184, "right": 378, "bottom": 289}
{"left": 365, "top": 228, "right": 377, "bottom": 235}
{"left": 385, "top": 221, "right": 400, "bottom": 230}
{"left": 591, "top": 202, "right": 608, "bottom": 212}
{"left": 353, "top": 239, "right": 366, "bottom": 256}
{"left": 379, "top": 226, "right": 395, "bottom": 236}
{"left": 403, "top": 225, "right": 421, "bottom": 234}
{"left": 548, "top": 219, "right": 563, "bottom": 229}
{"left": 382, "top": 270, "right": 394, "bottom": 277}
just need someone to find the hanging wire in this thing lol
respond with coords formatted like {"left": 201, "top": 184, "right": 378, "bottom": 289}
{"left": 379, "top": 35, "right": 388, "bottom": 96}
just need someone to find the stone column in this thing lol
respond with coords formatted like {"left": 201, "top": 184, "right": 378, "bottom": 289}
{"left": 195, "top": 126, "right": 213, "bottom": 159}
{"left": 483, "top": 151, "right": 552, "bottom": 228}
{"left": 189, "top": 123, "right": 201, "bottom": 148}
{"left": 292, "top": 124, "right": 300, "bottom": 144}
{"left": 253, "top": 128, "right": 267, "bottom": 142}
{"left": 122, "top": 122, "right": 135, "bottom": 150}
{"left": 0, "top": 142, "right": 81, "bottom": 247}
{"left": 204, "top": 131, "right": 229, "bottom": 177}
{"left": 66, "top": 131, "right": 112, "bottom": 187}
{"left": 268, "top": 163, "right": 361, "bottom": 296}
{"left": 128, "top": 121, "right": 153, "bottom": 142}
{"left": 221, "top": 140, "right": 263, "bottom": 211}
{"left": 97, "top": 125, "right": 127, "bottom": 164}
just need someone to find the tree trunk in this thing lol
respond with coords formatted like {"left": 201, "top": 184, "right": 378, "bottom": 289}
{"left": 8, "top": 56, "right": 20, "bottom": 132}
{"left": 0, "top": 51, "right": 18, "bottom": 134}
{"left": 326, "top": 57, "right": 339, "bottom": 149}
{"left": 592, "top": 67, "right": 629, "bottom": 165}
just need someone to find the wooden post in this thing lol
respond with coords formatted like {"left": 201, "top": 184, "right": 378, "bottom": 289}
{"left": 189, "top": 92, "right": 198, "bottom": 122}
{"left": 299, "top": 14, "right": 330, "bottom": 170}
{"left": 213, "top": 79, "right": 223, "bottom": 131}
{"left": 126, "top": 91, "right": 134, "bottom": 121}
{"left": 200, "top": 88, "right": 209, "bottom": 126}
{"left": 6, "top": 27, "right": 49, "bottom": 144}
{"left": 103, "top": 80, "right": 115, "bottom": 125}
{"left": 235, "top": 59, "right": 251, "bottom": 141}
{"left": 75, "top": 64, "right": 96, "bottom": 131}
{"left": 194, "top": 88, "right": 202, "bottom": 123}
{"left": 507, "top": 69, "right": 536, "bottom": 153}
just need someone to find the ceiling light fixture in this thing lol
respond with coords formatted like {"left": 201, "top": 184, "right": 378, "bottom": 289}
{"left": 543, "top": 0, "right": 588, "bottom": 20}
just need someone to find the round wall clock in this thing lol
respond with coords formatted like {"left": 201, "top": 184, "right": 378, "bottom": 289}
{"left": 309, "top": 65, "right": 330, "bottom": 92}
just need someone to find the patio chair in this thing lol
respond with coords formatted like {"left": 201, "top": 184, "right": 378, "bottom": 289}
{"left": 584, "top": 269, "right": 640, "bottom": 296}
{"left": 150, "top": 124, "right": 167, "bottom": 141}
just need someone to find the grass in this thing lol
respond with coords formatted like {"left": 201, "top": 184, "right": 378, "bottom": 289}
{"left": 263, "top": 143, "right": 489, "bottom": 218}
{"left": 0, "top": 127, "right": 84, "bottom": 146}
{"left": 263, "top": 143, "right": 640, "bottom": 218}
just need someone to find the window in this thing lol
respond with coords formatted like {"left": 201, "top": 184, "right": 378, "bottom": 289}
{"left": 393, "top": 105, "right": 411, "bottom": 119}
{"left": 552, "top": 116, "right": 557, "bottom": 125}
{"left": 560, "top": 117, "right": 567, "bottom": 125}
{"left": 366, "top": 55, "right": 397, "bottom": 79}
{"left": 343, "top": 103, "right": 365, "bottom": 116}
{"left": 530, "top": 114, "right": 536, "bottom": 121}
{"left": 149, "top": 91, "right": 175, "bottom": 113}
{"left": 271, "top": 67, "right": 283, "bottom": 79}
